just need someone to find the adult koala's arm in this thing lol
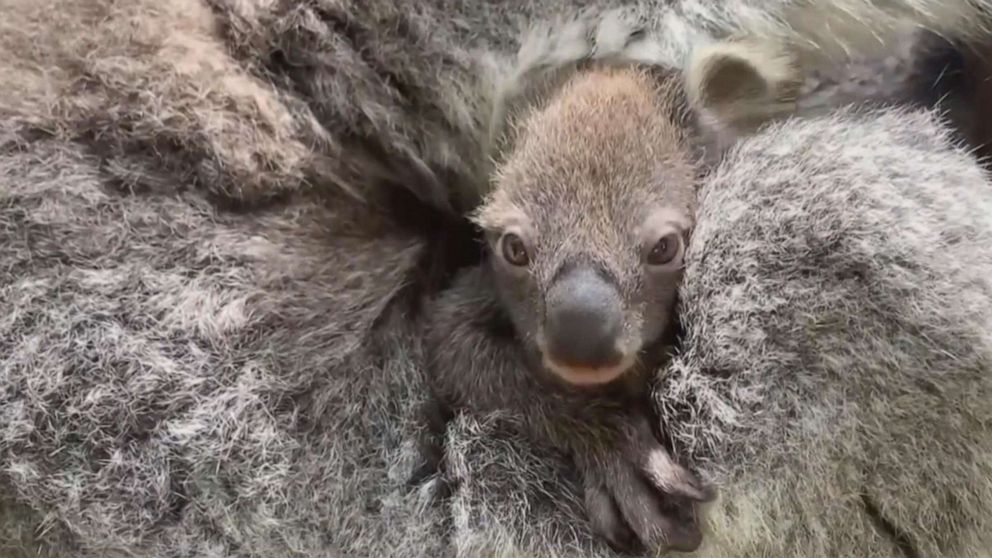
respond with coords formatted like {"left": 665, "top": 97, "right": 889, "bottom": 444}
{"left": 440, "top": 107, "right": 992, "bottom": 558}
{"left": 660, "top": 106, "right": 992, "bottom": 557}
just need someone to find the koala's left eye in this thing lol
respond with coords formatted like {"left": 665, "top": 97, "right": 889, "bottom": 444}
{"left": 500, "top": 232, "right": 531, "bottom": 267}
{"left": 645, "top": 232, "right": 681, "bottom": 267}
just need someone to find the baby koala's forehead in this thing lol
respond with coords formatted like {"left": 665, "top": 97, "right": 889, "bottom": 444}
{"left": 526, "top": 69, "right": 682, "bottom": 157}
{"left": 481, "top": 65, "right": 696, "bottom": 238}
{"left": 499, "top": 66, "right": 692, "bottom": 200}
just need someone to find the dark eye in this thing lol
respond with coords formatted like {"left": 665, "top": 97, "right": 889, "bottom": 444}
{"left": 500, "top": 232, "right": 530, "bottom": 266}
{"left": 645, "top": 232, "right": 681, "bottom": 266}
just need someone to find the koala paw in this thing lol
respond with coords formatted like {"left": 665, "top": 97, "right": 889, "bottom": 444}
{"left": 578, "top": 420, "right": 715, "bottom": 554}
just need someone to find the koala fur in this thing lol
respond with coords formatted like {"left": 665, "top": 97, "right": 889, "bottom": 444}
{"left": 424, "top": 6, "right": 992, "bottom": 556}
{"left": 0, "top": 0, "right": 540, "bottom": 212}
{"left": 421, "top": 11, "right": 812, "bottom": 552}
{"left": 2, "top": 0, "right": 984, "bottom": 210}
{"left": 429, "top": 63, "right": 719, "bottom": 552}
{"left": 664, "top": 106, "right": 992, "bottom": 557}
{"left": 436, "top": 106, "right": 992, "bottom": 558}
{"left": 2, "top": 0, "right": 992, "bottom": 557}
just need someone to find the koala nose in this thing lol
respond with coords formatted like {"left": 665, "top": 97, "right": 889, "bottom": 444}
{"left": 544, "top": 267, "right": 624, "bottom": 369}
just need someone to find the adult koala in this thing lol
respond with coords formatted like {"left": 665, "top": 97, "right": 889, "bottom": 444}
{"left": 1, "top": 2, "right": 991, "bottom": 558}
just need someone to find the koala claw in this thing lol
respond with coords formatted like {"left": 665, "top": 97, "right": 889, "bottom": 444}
{"left": 579, "top": 424, "right": 714, "bottom": 554}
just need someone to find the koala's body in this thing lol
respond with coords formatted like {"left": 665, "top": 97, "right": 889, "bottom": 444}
{"left": 422, "top": 13, "right": 806, "bottom": 553}
{"left": 416, "top": 1, "right": 992, "bottom": 555}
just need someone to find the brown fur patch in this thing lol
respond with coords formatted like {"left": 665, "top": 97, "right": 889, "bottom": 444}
{"left": 483, "top": 65, "right": 694, "bottom": 237}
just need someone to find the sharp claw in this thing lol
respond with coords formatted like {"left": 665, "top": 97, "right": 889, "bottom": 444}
{"left": 675, "top": 475, "right": 717, "bottom": 503}
{"left": 642, "top": 446, "right": 715, "bottom": 502}
{"left": 604, "top": 528, "right": 643, "bottom": 556}
{"left": 585, "top": 475, "right": 641, "bottom": 553}
{"left": 581, "top": 423, "right": 717, "bottom": 553}
{"left": 662, "top": 519, "right": 704, "bottom": 553}
{"left": 695, "top": 482, "right": 718, "bottom": 503}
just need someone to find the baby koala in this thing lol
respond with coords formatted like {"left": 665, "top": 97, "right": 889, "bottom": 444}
{"left": 423, "top": 11, "right": 801, "bottom": 554}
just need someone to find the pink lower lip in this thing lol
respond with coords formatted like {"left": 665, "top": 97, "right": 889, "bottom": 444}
{"left": 541, "top": 354, "right": 636, "bottom": 385}
{"left": 535, "top": 335, "right": 637, "bottom": 385}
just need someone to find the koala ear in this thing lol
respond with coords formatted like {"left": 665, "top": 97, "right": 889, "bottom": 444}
{"left": 684, "top": 38, "right": 802, "bottom": 135}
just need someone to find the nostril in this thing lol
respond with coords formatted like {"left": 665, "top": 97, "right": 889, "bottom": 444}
{"left": 544, "top": 268, "right": 624, "bottom": 368}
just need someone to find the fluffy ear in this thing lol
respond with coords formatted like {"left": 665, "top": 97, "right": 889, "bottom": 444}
{"left": 684, "top": 38, "right": 802, "bottom": 136}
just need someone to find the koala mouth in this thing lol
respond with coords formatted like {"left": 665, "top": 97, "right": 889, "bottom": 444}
{"left": 540, "top": 352, "right": 638, "bottom": 386}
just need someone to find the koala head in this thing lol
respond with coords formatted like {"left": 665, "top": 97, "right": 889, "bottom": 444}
{"left": 472, "top": 26, "right": 800, "bottom": 387}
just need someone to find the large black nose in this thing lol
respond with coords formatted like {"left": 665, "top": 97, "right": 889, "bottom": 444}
{"left": 544, "top": 267, "right": 624, "bottom": 368}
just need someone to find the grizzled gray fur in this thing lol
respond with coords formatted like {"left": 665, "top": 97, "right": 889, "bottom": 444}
{"left": 432, "top": 107, "right": 992, "bottom": 558}
{"left": 3, "top": 0, "right": 992, "bottom": 557}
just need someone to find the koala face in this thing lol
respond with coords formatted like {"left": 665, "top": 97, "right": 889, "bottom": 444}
{"left": 474, "top": 67, "right": 697, "bottom": 386}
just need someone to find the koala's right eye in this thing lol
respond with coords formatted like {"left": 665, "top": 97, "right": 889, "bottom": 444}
{"left": 645, "top": 232, "right": 682, "bottom": 267}
{"left": 500, "top": 233, "right": 530, "bottom": 266}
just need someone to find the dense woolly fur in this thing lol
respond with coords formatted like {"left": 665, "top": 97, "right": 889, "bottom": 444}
{"left": 3, "top": 0, "right": 992, "bottom": 557}
{"left": 0, "top": 124, "right": 443, "bottom": 557}
{"left": 666, "top": 107, "right": 992, "bottom": 557}
{"left": 438, "top": 108, "right": 992, "bottom": 558}
{"left": 0, "top": 0, "right": 558, "bottom": 213}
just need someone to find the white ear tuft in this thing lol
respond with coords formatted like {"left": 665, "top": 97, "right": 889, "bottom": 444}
{"left": 685, "top": 38, "right": 802, "bottom": 134}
